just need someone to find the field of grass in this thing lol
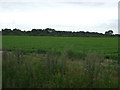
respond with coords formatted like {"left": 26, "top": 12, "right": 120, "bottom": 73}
{"left": 2, "top": 36, "right": 118, "bottom": 59}
{"left": 2, "top": 36, "right": 119, "bottom": 88}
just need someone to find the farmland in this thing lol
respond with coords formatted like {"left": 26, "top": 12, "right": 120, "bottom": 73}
{"left": 2, "top": 36, "right": 119, "bottom": 88}
{"left": 2, "top": 36, "right": 118, "bottom": 59}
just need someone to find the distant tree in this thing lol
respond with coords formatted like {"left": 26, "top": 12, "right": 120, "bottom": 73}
{"left": 44, "top": 28, "right": 56, "bottom": 33}
{"left": 2, "top": 28, "right": 116, "bottom": 37}
{"left": 13, "top": 28, "right": 23, "bottom": 35}
{"left": 2, "top": 28, "right": 12, "bottom": 35}
{"left": 31, "top": 29, "right": 43, "bottom": 35}
{"left": 105, "top": 30, "right": 113, "bottom": 35}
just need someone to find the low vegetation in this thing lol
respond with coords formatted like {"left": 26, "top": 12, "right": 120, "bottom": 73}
{"left": 2, "top": 49, "right": 119, "bottom": 88}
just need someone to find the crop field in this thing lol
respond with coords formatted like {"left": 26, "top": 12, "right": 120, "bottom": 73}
{"left": 2, "top": 36, "right": 118, "bottom": 59}
{"left": 2, "top": 36, "right": 119, "bottom": 88}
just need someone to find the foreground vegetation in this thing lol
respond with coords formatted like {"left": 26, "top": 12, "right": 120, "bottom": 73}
{"left": 3, "top": 49, "right": 119, "bottom": 88}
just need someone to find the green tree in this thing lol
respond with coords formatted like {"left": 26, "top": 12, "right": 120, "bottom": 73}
{"left": 105, "top": 30, "right": 113, "bottom": 35}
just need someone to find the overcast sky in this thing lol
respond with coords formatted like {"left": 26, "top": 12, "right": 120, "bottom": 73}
{"left": 0, "top": 0, "right": 118, "bottom": 34}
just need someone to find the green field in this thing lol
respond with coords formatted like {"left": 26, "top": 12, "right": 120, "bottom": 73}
{"left": 2, "top": 36, "right": 119, "bottom": 88}
{"left": 3, "top": 36, "right": 118, "bottom": 59}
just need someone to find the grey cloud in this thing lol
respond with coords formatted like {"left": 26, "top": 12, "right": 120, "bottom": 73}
{"left": 0, "top": 2, "right": 50, "bottom": 12}
{"left": 60, "top": 2, "right": 117, "bottom": 9}
{"left": 0, "top": 2, "right": 117, "bottom": 12}
{"left": 0, "top": 2, "right": 64, "bottom": 12}
{"left": 60, "top": 2, "right": 105, "bottom": 6}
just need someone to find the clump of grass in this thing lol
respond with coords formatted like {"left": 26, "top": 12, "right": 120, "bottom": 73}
{"left": 62, "top": 47, "right": 86, "bottom": 60}
{"left": 35, "top": 49, "right": 47, "bottom": 54}
{"left": 44, "top": 49, "right": 68, "bottom": 76}
{"left": 83, "top": 52, "right": 119, "bottom": 88}
{"left": 83, "top": 52, "right": 104, "bottom": 88}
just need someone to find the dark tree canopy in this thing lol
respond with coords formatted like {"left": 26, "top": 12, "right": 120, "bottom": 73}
{"left": 1, "top": 28, "right": 119, "bottom": 37}
{"left": 105, "top": 30, "right": 113, "bottom": 35}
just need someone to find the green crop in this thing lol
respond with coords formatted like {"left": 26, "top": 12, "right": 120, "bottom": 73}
{"left": 2, "top": 36, "right": 118, "bottom": 59}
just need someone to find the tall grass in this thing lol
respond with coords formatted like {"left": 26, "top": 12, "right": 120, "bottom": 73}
{"left": 2, "top": 49, "right": 119, "bottom": 88}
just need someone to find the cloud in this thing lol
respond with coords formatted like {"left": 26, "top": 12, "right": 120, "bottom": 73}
{"left": 0, "top": 2, "right": 118, "bottom": 34}
{"left": 0, "top": 0, "right": 119, "bottom": 2}
{"left": 60, "top": 2, "right": 106, "bottom": 6}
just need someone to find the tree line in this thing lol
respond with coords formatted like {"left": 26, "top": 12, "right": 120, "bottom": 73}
{"left": 1, "top": 28, "right": 119, "bottom": 37}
